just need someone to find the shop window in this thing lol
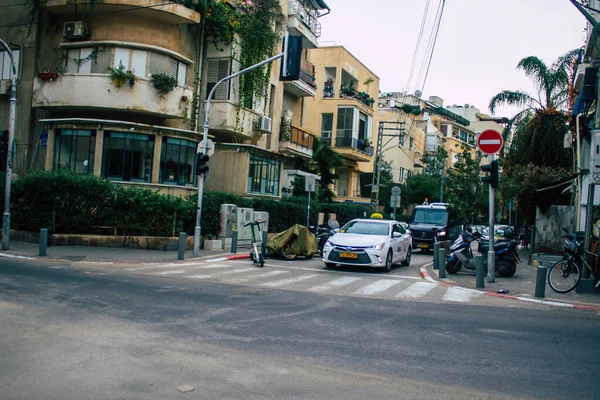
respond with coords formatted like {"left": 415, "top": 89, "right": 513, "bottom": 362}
{"left": 247, "top": 153, "right": 280, "bottom": 195}
{"left": 159, "top": 137, "right": 196, "bottom": 186}
{"left": 102, "top": 132, "right": 154, "bottom": 182}
{"left": 54, "top": 129, "right": 96, "bottom": 174}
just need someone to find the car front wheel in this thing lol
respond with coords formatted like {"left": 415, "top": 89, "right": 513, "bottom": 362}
{"left": 383, "top": 250, "right": 393, "bottom": 272}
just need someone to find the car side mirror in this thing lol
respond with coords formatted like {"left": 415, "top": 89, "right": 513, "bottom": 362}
{"left": 392, "top": 232, "right": 402, "bottom": 238}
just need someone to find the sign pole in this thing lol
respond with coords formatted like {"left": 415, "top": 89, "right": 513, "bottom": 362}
{"left": 307, "top": 184, "right": 311, "bottom": 228}
{"left": 487, "top": 154, "right": 496, "bottom": 283}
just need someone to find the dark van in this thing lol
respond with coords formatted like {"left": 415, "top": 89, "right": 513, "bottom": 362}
{"left": 409, "top": 203, "right": 457, "bottom": 252}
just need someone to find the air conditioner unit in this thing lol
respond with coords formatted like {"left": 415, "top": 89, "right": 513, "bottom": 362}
{"left": 63, "top": 21, "right": 88, "bottom": 40}
{"left": 257, "top": 116, "right": 272, "bottom": 133}
{"left": 0, "top": 80, "right": 11, "bottom": 96}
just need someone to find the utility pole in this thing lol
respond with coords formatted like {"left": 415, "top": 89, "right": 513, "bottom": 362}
{"left": 370, "top": 121, "right": 404, "bottom": 212}
{"left": 1, "top": 39, "right": 16, "bottom": 251}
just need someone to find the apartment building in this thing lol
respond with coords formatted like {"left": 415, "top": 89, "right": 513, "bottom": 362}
{"left": 304, "top": 45, "right": 378, "bottom": 202}
{"left": 0, "top": 0, "right": 330, "bottom": 199}
{"left": 376, "top": 92, "right": 427, "bottom": 183}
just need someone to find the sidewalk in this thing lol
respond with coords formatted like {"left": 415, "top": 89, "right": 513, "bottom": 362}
{"left": 421, "top": 249, "right": 600, "bottom": 311}
{"left": 0, "top": 240, "right": 249, "bottom": 265}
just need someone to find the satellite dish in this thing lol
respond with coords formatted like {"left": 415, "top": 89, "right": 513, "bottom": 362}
{"left": 414, "top": 90, "right": 422, "bottom": 98}
{"left": 465, "top": 104, "right": 470, "bottom": 108}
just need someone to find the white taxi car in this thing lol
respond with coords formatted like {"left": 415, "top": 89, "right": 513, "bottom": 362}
{"left": 322, "top": 219, "right": 412, "bottom": 272}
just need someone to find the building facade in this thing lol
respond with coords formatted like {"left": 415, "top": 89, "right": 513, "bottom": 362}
{"left": 304, "top": 45, "right": 378, "bottom": 202}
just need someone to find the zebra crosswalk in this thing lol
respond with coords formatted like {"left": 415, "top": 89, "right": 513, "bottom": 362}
{"left": 118, "top": 261, "right": 486, "bottom": 304}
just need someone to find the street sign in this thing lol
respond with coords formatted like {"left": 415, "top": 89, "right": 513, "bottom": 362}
{"left": 305, "top": 175, "right": 316, "bottom": 192}
{"left": 391, "top": 186, "right": 401, "bottom": 196}
{"left": 390, "top": 195, "right": 400, "bottom": 207}
{"left": 477, "top": 129, "right": 503, "bottom": 155}
{"left": 198, "top": 138, "right": 215, "bottom": 156}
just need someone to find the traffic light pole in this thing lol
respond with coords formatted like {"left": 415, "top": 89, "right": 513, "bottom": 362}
{"left": 193, "top": 52, "right": 285, "bottom": 257}
{"left": 487, "top": 154, "right": 495, "bottom": 283}
{"left": 1, "top": 39, "right": 16, "bottom": 251}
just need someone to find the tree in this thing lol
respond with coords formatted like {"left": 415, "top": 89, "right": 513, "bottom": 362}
{"left": 489, "top": 49, "right": 578, "bottom": 169}
{"left": 444, "top": 144, "right": 487, "bottom": 222}
{"left": 405, "top": 174, "right": 441, "bottom": 205}
{"left": 308, "top": 138, "right": 345, "bottom": 202}
{"left": 421, "top": 148, "right": 448, "bottom": 176}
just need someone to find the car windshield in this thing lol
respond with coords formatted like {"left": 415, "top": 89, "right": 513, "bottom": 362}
{"left": 411, "top": 209, "right": 448, "bottom": 225}
{"left": 340, "top": 221, "right": 389, "bottom": 236}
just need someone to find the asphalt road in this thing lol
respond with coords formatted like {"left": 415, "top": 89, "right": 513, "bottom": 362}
{"left": 1, "top": 258, "right": 599, "bottom": 400}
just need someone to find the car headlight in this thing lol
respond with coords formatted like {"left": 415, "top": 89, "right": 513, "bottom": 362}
{"left": 324, "top": 240, "right": 334, "bottom": 247}
{"left": 367, "top": 243, "right": 385, "bottom": 250}
{"left": 437, "top": 230, "right": 447, "bottom": 237}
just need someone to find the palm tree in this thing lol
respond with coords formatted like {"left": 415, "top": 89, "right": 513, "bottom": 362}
{"left": 307, "top": 138, "right": 345, "bottom": 202}
{"left": 489, "top": 49, "right": 578, "bottom": 167}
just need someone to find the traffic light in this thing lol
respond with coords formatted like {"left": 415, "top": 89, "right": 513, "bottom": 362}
{"left": 481, "top": 160, "right": 499, "bottom": 189}
{"left": 280, "top": 34, "right": 303, "bottom": 81}
{"left": 196, "top": 152, "right": 209, "bottom": 175}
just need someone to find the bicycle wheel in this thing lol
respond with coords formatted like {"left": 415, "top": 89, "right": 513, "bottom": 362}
{"left": 548, "top": 260, "right": 581, "bottom": 293}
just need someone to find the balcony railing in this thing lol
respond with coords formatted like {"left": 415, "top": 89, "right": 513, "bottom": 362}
{"left": 289, "top": 0, "right": 322, "bottom": 37}
{"left": 287, "top": 125, "right": 315, "bottom": 149}
{"left": 300, "top": 59, "right": 317, "bottom": 89}
{"left": 335, "top": 137, "right": 374, "bottom": 156}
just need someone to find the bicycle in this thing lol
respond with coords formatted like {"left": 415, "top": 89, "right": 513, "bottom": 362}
{"left": 245, "top": 220, "right": 267, "bottom": 268}
{"left": 548, "top": 229, "right": 600, "bottom": 293}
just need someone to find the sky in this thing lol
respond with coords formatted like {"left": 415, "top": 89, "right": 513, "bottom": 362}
{"left": 317, "top": 0, "right": 588, "bottom": 119}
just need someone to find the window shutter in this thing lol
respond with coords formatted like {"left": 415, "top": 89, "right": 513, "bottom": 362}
{"left": 168, "top": 58, "right": 178, "bottom": 79}
{"left": 207, "top": 59, "right": 230, "bottom": 100}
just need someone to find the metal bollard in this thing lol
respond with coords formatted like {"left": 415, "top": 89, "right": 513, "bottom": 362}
{"left": 261, "top": 230, "right": 268, "bottom": 256}
{"left": 476, "top": 254, "right": 484, "bottom": 288}
{"left": 535, "top": 266, "right": 547, "bottom": 298}
{"left": 39, "top": 228, "right": 47, "bottom": 257}
{"left": 231, "top": 230, "right": 238, "bottom": 254}
{"left": 178, "top": 232, "right": 186, "bottom": 261}
{"left": 433, "top": 242, "right": 440, "bottom": 270}
{"left": 438, "top": 247, "right": 446, "bottom": 278}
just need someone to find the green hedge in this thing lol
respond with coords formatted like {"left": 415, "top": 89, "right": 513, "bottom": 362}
{"left": 3, "top": 170, "right": 374, "bottom": 236}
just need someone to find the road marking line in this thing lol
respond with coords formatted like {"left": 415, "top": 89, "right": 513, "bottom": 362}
{"left": 308, "top": 276, "right": 362, "bottom": 292}
{"left": 229, "top": 270, "right": 288, "bottom": 283}
{"left": 0, "top": 253, "right": 36, "bottom": 260}
{"left": 443, "top": 287, "right": 482, "bottom": 303}
{"left": 261, "top": 274, "right": 320, "bottom": 287}
{"left": 353, "top": 279, "right": 402, "bottom": 295}
{"left": 187, "top": 268, "right": 253, "bottom": 279}
{"left": 395, "top": 282, "right": 438, "bottom": 298}
{"left": 153, "top": 270, "right": 187, "bottom": 275}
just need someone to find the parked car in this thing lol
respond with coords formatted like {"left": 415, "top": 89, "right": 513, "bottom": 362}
{"left": 322, "top": 219, "right": 412, "bottom": 272}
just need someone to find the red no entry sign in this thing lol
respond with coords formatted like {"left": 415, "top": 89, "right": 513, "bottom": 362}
{"left": 477, "top": 129, "right": 503, "bottom": 154}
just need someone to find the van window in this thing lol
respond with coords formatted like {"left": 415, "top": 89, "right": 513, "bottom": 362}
{"left": 411, "top": 208, "right": 448, "bottom": 225}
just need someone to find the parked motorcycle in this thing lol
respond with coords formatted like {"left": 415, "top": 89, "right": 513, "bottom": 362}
{"left": 446, "top": 228, "right": 519, "bottom": 277}
{"left": 311, "top": 220, "right": 340, "bottom": 257}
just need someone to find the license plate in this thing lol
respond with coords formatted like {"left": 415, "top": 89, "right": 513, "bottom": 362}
{"left": 340, "top": 252, "right": 358, "bottom": 259}
{"left": 417, "top": 244, "right": 429, "bottom": 249}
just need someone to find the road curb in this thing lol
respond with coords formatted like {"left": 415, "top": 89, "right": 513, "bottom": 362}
{"left": 419, "top": 262, "right": 600, "bottom": 311}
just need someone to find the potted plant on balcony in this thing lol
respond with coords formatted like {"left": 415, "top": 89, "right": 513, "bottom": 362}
{"left": 107, "top": 63, "right": 136, "bottom": 88}
{"left": 151, "top": 73, "right": 177, "bottom": 99}
{"left": 323, "top": 78, "right": 335, "bottom": 98}
{"left": 36, "top": 71, "right": 59, "bottom": 81}
{"left": 280, "top": 118, "right": 292, "bottom": 141}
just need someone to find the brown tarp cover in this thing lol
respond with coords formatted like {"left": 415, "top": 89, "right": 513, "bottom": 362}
{"left": 266, "top": 224, "right": 318, "bottom": 257}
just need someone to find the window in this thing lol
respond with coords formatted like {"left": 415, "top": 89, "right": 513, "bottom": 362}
{"left": 321, "top": 113, "right": 333, "bottom": 142}
{"left": 207, "top": 58, "right": 231, "bottom": 100}
{"left": 54, "top": 129, "right": 96, "bottom": 174}
{"left": 102, "top": 132, "right": 154, "bottom": 182}
{"left": 114, "top": 48, "right": 147, "bottom": 77}
{"left": 358, "top": 111, "right": 368, "bottom": 140}
{"left": 65, "top": 48, "right": 93, "bottom": 73}
{"left": 168, "top": 58, "right": 187, "bottom": 86}
{"left": 248, "top": 153, "right": 280, "bottom": 195}
{"left": 400, "top": 168, "right": 406, "bottom": 182}
{"left": 459, "top": 129, "right": 468, "bottom": 142}
{"left": 336, "top": 107, "right": 354, "bottom": 139}
{"left": 159, "top": 137, "right": 196, "bottom": 186}
{"left": 0, "top": 48, "right": 20, "bottom": 80}
{"left": 440, "top": 125, "right": 448, "bottom": 136}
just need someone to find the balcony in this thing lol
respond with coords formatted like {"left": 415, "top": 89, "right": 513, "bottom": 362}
{"left": 287, "top": 0, "right": 321, "bottom": 49}
{"left": 32, "top": 73, "right": 193, "bottom": 119}
{"left": 205, "top": 100, "right": 258, "bottom": 142}
{"left": 283, "top": 59, "right": 317, "bottom": 97}
{"left": 45, "top": 0, "right": 201, "bottom": 25}
{"left": 279, "top": 124, "right": 315, "bottom": 158}
{"left": 329, "top": 137, "right": 373, "bottom": 162}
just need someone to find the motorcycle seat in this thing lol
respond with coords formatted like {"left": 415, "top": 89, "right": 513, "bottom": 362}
{"left": 478, "top": 240, "right": 512, "bottom": 253}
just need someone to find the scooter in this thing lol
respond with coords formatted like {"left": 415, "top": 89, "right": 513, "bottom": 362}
{"left": 245, "top": 220, "right": 267, "bottom": 267}
{"left": 445, "top": 228, "right": 519, "bottom": 277}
